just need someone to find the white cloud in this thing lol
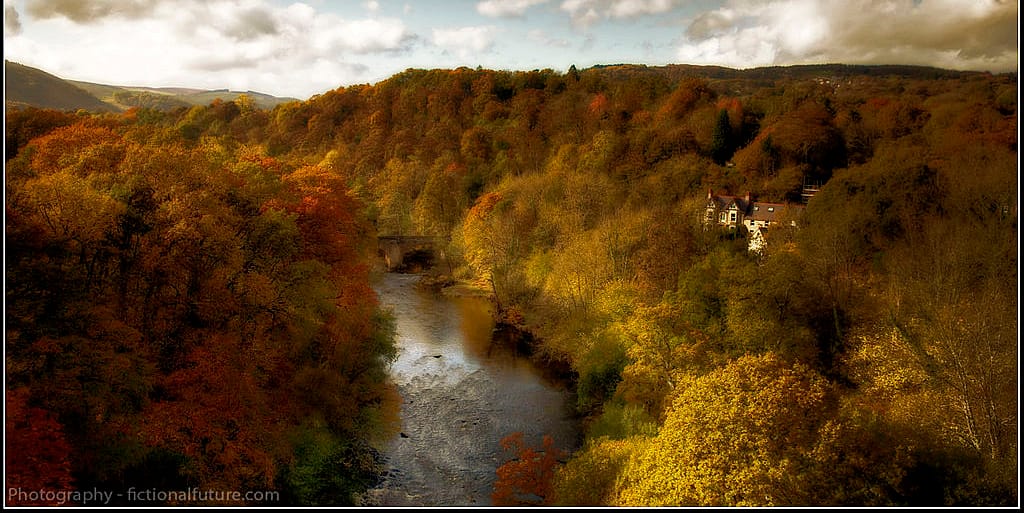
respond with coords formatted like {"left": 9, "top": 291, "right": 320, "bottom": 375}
{"left": 365, "top": 0, "right": 380, "bottom": 13}
{"left": 331, "top": 18, "right": 412, "bottom": 53}
{"left": 677, "top": 0, "right": 1018, "bottom": 72}
{"left": 607, "top": 0, "right": 675, "bottom": 18}
{"left": 477, "top": 0, "right": 549, "bottom": 18}
{"left": 7, "top": 0, "right": 417, "bottom": 98}
{"left": 527, "top": 28, "right": 570, "bottom": 48}
{"left": 432, "top": 26, "right": 499, "bottom": 59}
{"left": 560, "top": 0, "right": 678, "bottom": 26}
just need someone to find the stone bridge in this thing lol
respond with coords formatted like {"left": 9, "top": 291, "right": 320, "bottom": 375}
{"left": 377, "top": 235, "right": 441, "bottom": 271}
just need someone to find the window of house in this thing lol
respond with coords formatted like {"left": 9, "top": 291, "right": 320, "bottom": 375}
{"left": 730, "top": 212, "right": 736, "bottom": 222}
{"left": 720, "top": 212, "right": 727, "bottom": 222}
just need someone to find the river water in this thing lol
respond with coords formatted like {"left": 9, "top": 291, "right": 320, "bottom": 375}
{"left": 360, "top": 273, "right": 579, "bottom": 506}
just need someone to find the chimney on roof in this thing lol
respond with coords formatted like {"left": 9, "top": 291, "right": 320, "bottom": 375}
{"left": 708, "top": 188, "right": 714, "bottom": 200}
{"left": 744, "top": 191, "right": 751, "bottom": 203}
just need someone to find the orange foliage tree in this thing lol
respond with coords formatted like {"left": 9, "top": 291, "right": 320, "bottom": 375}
{"left": 492, "top": 432, "right": 565, "bottom": 506}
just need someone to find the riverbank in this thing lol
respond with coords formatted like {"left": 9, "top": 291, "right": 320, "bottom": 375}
{"left": 420, "top": 272, "right": 578, "bottom": 385}
{"left": 414, "top": 272, "right": 492, "bottom": 298}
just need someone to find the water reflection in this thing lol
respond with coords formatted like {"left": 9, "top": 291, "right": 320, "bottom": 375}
{"left": 381, "top": 273, "right": 556, "bottom": 385}
{"left": 365, "top": 273, "right": 579, "bottom": 507}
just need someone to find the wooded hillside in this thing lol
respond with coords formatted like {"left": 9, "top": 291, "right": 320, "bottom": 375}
{"left": 5, "top": 63, "right": 1017, "bottom": 506}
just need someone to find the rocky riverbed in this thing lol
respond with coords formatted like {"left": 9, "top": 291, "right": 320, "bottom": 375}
{"left": 359, "top": 273, "right": 579, "bottom": 507}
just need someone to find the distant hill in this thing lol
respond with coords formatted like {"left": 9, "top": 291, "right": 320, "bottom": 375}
{"left": 5, "top": 61, "right": 299, "bottom": 112}
{"left": 67, "top": 80, "right": 194, "bottom": 111}
{"left": 178, "top": 89, "right": 298, "bottom": 110}
{"left": 584, "top": 62, "right": 984, "bottom": 83}
{"left": 68, "top": 81, "right": 299, "bottom": 111}
{"left": 6, "top": 60, "right": 994, "bottom": 115}
{"left": 4, "top": 60, "right": 119, "bottom": 112}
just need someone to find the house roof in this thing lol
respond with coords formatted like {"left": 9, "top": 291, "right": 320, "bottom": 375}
{"left": 748, "top": 202, "right": 803, "bottom": 222}
{"left": 707, "top": 195, "right": 749, "bottom": 212}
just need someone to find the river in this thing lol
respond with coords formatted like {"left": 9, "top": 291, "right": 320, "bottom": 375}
{"left": 360, "top": 273, "right": 580, "bottom": 507}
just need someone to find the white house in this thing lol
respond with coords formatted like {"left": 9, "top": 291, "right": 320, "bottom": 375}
{"left": 704, "top": 189, "right": 804, "bottom": 253}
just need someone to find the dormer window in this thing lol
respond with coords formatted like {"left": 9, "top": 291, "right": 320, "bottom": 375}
{"left": 767, "top": 207, "right": 775, "bottom": 212}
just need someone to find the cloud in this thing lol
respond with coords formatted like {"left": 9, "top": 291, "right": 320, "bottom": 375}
{"left": 560, "top": 0, "right": 598, "bottom": 26}
{"left": 189, "top": 53, "right": 263, "bottom": 72}
{"left": 4, "top": 1, "right": 22, "bottom": 35}
{"left": 25, "top": 0, "right": 159, "bottom": 22}
{"left": 686, "top": 8, "right": 735, "bottom": 40}
{"left": 221, "top": 6, "right": 279, "bottom": 41}
{"left": 560, "top": 0, "right": 678, "bottom": 26}
{"left": 8, "top": 0, "right": 417, "bottom": 98}
{"left": 677, "top": 0, "right": 1018, "bottom": 72}
{"left": 329, "top": 18, "right": 414, "bottom": 53}
{"left": 606, "top": 0, "right": 675, "bottom": 18}
{"left": 477, "top": 0, "right": 549, "bottom": 18}
{"left": 10, "top": 0, "right": 1015, "bottom": 101}
{"left": 527, "top": 28, "right": 570, "bottom": 48}
{"left": 22, "top": 0, "right": 413, "bottom": 52}
{"left": 432, "top": 26, "right": 499, "bottom": 59}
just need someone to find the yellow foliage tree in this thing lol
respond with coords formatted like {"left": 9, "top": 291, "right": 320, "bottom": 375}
{"left": 18, "top": 170, "right": 126, "bottom": 247}
{"left": 617, "top": 353, "right": 834, "bottom": 506}
{"left": 616, "top": 302, "right": 710, "bottom": 417}
{"left": 551, "top": 437, "right": 643, "bottom": 506}
{"left": 459, "top": 190, "right": 534, "bottom": 309}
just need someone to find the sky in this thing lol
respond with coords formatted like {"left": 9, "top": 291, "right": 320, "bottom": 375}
{"left": 3, "top": 0, "right": 1019, "bottom": 100}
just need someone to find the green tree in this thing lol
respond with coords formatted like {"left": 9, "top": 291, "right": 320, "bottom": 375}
{"left": 710, "top": 108, "right": 733, "bottom": 165}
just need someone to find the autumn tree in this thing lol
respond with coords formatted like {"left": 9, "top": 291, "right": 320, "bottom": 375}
{"left": 844, "top": 217, "right": 1017, "bottom": 503}
{"left": 5, "top": 106, "right": 80, "bottom": 160}
{"left": 709, "top": 108, "right": 734, "bottom": 164}
{"left": 6, "top": 65, "right": 1016, "bottom": 508}
{"left": 459, "top": 190, "right": 534, "bottom": 311}
{"left": 550, "top": 437, "right": 640, "bottom": 506}
{"left": 492, "top": 432, "right": 565, "bottom": 506}
{"left": 5, "top": 112, "right": 397, "bottom": 505}
{"left": 616, "top": 354, "right": 913, "bottom": 506}
{"left": 5, "top": 388, "right": 75, "bottom": 505}
{"left": 616, "top": 302, "right": 711, "bottom": 417}
{"left": 412, "top": 159, "right": 468, "bottom": 239}
{"left": 368, "top": 158, "right": 428, "bottom": 236}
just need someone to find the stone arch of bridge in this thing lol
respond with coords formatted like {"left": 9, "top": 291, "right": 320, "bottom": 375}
{"left": 377, "top": 236, "right": 441, "bottom": 272}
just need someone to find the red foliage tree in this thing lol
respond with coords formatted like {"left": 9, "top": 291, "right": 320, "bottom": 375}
{"left": 141, "top": 340, "right": 282, "bottom": 492}
{"left": 5, "top": 388, "right": 75, "bottom": 506}
{"left": 492, "top": 432, "right": 565, "bottom": 506}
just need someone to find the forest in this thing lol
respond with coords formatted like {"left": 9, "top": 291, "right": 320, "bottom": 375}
{"left": 5, "top": 63, "right": 1018, "bottom": 506}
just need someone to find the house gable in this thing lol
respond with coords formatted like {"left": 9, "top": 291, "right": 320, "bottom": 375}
{"left": 705, "top": 189, "right": 750, "bottom": 229}
{"left": 704, "top": 189, "right": 806, "bottom": 251}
